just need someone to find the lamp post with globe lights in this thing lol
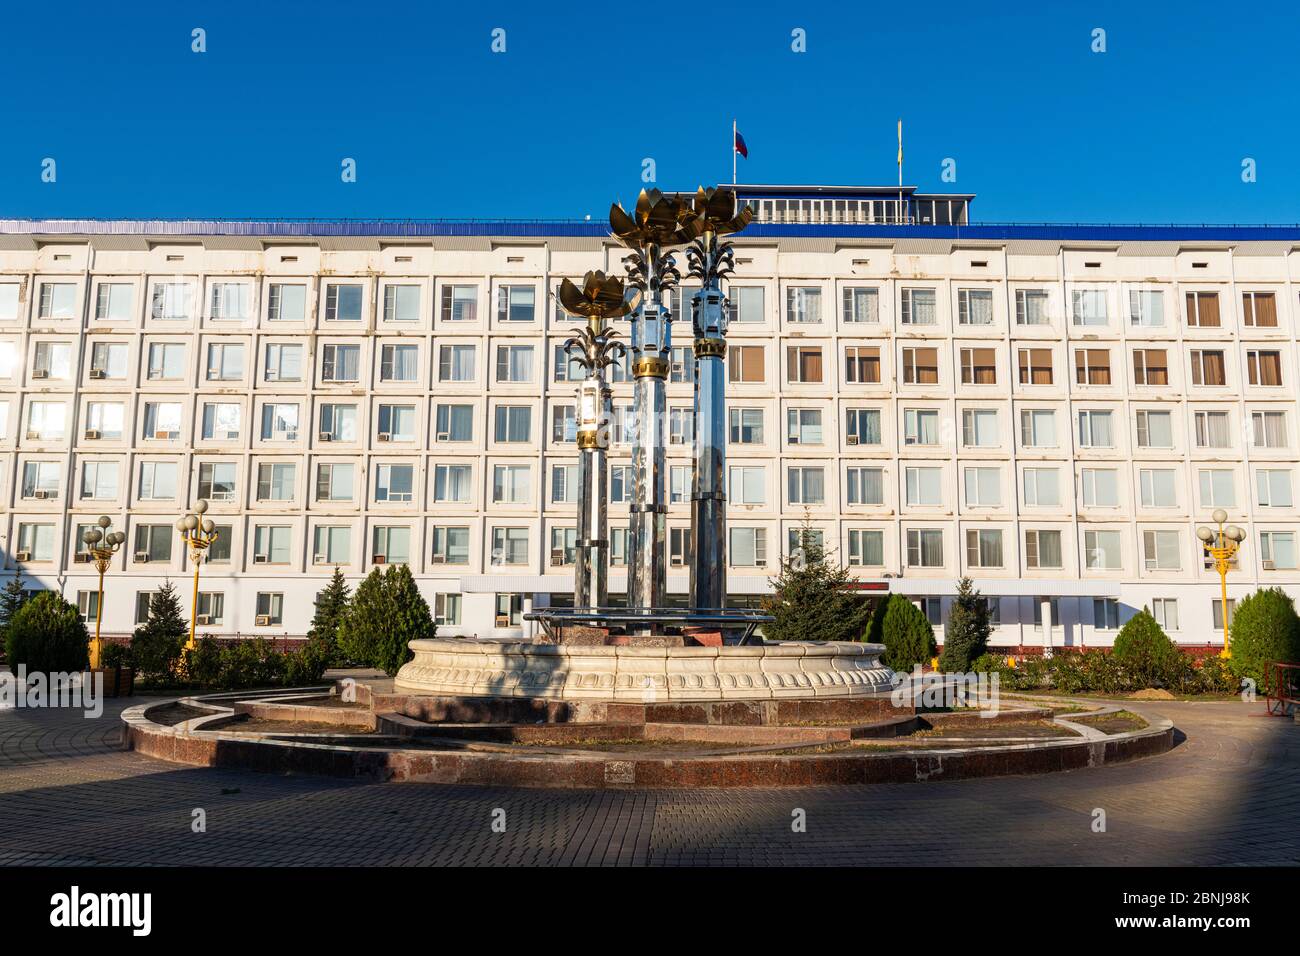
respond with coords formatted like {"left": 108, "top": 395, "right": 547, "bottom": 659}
{"left": 82, "top": 516, "right": 126, "bottom": 669}
{"left": 175, "top": 500, "right": 219, "bottom": 652}
{"left": 1196, "top": 509, "right": 1245, "bottom": 658}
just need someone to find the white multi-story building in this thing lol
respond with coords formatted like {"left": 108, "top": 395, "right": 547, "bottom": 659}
{"left": 1, "top": 184, "right": 1296, "bottom": 650}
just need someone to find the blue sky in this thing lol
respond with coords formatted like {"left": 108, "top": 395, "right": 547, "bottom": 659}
{"left": 1, "top": 0, "right": 1298, "bottom": 223}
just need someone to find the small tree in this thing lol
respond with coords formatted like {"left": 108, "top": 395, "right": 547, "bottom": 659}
{"left": 0, "top": 570, "right": 29, "bottom": 646}
{"left": 938, "top": 577, "right": 990, "bottom": 672}
{"left": 1112, "top": 607, "right": 1179, "bottom": 689}
{"left": 305, "top": 568, "right": 350, "bottom": 667}
{"left": 336, "top": 566, "right": 436, "bottom": 676}
{"left": 131, "top": 580, "right": 188, "bottom": 682}
{"left": 4, "top": 591, "right": 89, "bottom": 674}
{"left": 1228, "top": 587, "right": 1300, "bottom": 685}
{"left": 868, "top": 594, "right": 936, "bottom": 673}
{"left": 761, "top": 526, "right": 871, "bottom": 643}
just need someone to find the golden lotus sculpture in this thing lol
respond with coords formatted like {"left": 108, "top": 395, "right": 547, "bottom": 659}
{"left": 682, "top": 186, "right": 753, "bottom": 239}
{"left": 609, "top": 188, "right": 694, "bottom": 250}
{"left": 558, "top": 271, "right": 641, "bottom": 327}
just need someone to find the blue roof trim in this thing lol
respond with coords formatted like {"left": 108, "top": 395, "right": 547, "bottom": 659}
{"left": 2, "top": 219, "right": 1299, "bottom": 242}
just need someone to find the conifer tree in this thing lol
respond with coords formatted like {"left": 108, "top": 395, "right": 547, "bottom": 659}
{"left": 938, "top": 577, "right": 991, "bottom": 672}
{"left": 761, "top": 524, "right": 871, "bottom": 643}
{"left": 131, "top": 580, "right": 188, "bottom": 681}
{"left": 305, "top": 567, "right": 350, "bottom": 666}
{"left": 0, "top": 570, "right": 29, "bottom": 646}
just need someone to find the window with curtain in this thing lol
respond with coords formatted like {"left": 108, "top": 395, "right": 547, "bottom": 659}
{"left": 902, "top": 348, "right": 939, "bottom": 384}
{"left": 1015, "top": 289, "right": 1050, "bottom": 325}
{"left": 906, "top": 528, "right": 944, "bottom": 567}
{"left": 1252, "top": 411, "right": 1287, "bottom": 448}
{"left": 1241, "top": 291, "right": 1277, "bottom": 327}
{"left": 1128, "top": 289, "right": 1164, "bottom": 326}
{"left": 960, "top": 348, "right": 997, "bottom": 385}
{"left": 965, "top": 529, "right": 1003, "bottom": 568}
{"left": 1185, "top": 291, "right": 1220, "bottom": 327}
{"left": 1017, "top": 348, "right": 1053, "bottom": 385}
{"left": 1025, "top": 529, "right": 1063, "bottom": 568}
{"left": 904, "top": 408, "right": 939, "bottom": 445}
{"left": 842, "top": 287, "right": 878, "bottom": 324}
{"left": 905, "top": 467, "right": 942, "bottom": 506}
{"left": 963, "top": 467, "right": 1001, "bottom": 507}
{"left": 957, "top": 288, "right": 993, "bottom": 325}
{"left": 495, "top": 345, "right": 534, "bottom": 382}
{"left": 1190, "top": 349, "right": 1226, "bottom": 386}
{"left": 434, "top": 464, "right": 471, "bottom": 502}
{"left": 962, "top": 408, "right": 999, "bottom": 447}
{"left": 846, "top": 467, "right": 884, "bottom": 505}
{"left": 1081, "top": 468, "right": 1120, "bottom": 507}
{"left": 1247, "top": 350, "right": 1283, "bottom": 387}
{"left": 1132, "top": 349, "right": 1168, "bottom": 386}
{"left": 846, "top": 408, "right": 882, "bottom": 445}
{"left": 1084, "top": 530, "right": 1122, "bottom": 569}
{"left": 381, "top": 344, "right": 419, "bottom": 381}
{"left": 1074, "top": 348, "right": 1111, "bottom": 385}
{"left": 900, "top": 288, "right": 937, "bottom": 325}
{"left": 1198, "top": 469, "right": 1235, "bottom": 508}
{"left": 322, "top": 344, "right": 360, "bottom": 381}
{"left": 844, "top": 346, "right": 880, "bottom": 383}
{"left": 729, "top": 527, "right": 767, "bottom": 567}
{"left": 1077, "top": 410, "right": 1113, "bottom": 448}
{"left": 1071, "top": 289, "right": 1108, "bottom": 325}
{"left": 848, "top": 529, "right": 884, "bottom": 566}
{"left": 786, "top": 346, "right": 823, "bottom": 383}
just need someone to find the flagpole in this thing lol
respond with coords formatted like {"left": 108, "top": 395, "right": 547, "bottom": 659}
{"left": 732, "top": 119, "right": 737, "bottom": 185}
{"left": 897, "top": 118, "right": 904, "bottom": 224}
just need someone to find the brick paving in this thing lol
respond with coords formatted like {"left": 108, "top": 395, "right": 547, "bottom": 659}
{"left": 0, "top": 696, "right": 1296, "bottom": 866}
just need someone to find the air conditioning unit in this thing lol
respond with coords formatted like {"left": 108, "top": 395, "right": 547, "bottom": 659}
{"left": 89, "top": 369, "right": 106, "bottom": 379}
{"left": 436, "top": 432, "right": 450, "bottom": 442}
{"left": 217, "top": 430, "right": 237, "bottom": 440}
{"left": 285, "top": 431, "right": 298, "bottom": 441}
{"left": 196, "top": 614, "right": 212, "bottom": 625}
{"left": 788, "top": 435, "right": 799, "bottom": 445}
{"left": 431, "top": 554, "right": 446, "bottom": 564}
{"left": 313, "top": 553, "right": 329, "bottom": 564}
{"left": 1263, "top": 560, "right": 1276, "bottom": 571}
{"left": 155, "top": 430, "right": 177, "bottom": 440}
{"left": 372, "top": 554, "right": 387, "bottom": 565}
{"left": 265, "top": 372, "right": 279, "bottom": 382}
{"left": 255, "top": 615, "right": 271, "bottom": 626}
{"left": 32, "top": 369, "right": 49, "bottom": 379}
{"left": 253, "top": 554, "right": 268, "bottom": 563}
{"left": 15, "top": 550, "right": 32, "bottom": 561}
{"left": 670, "top": 434, "right": 684, "bottom": 444}
{"left": 134, "top": 551, "right": 150, "bottom": 562}
{"left": 32, "top": 490, "right": 50, "bottom": 500}
{"left": 1144, "top": 558, "right": 1159, "bottom": 570}
{"left": 377, "top": 433, "right": 391, "bottom": 442}
{"left": 846, "top": 435, "right": 859, "bottom": 445}
{"left": 73, "top": 553, "right": 91, "bottom": 563}
{"left": 25, "top": 430, "right": 41, "bottom": 440}
{"left": 84, "top": 429, "right": 101, "bottom": 440}
{"left": 495, "top": 615, "right": 511, "bottom": 627}
{"left": 318, "top": 432, "right": 332, "bottom": 442}
{"left": 550, "top": 548, "right": 566, "bottom": 567}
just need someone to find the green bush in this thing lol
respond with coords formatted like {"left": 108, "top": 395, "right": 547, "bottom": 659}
{"left": 1112, "top": 608, "right": 1179, "bottom": 689}
{"left": 1227, "top": 588, "right": 1300, "bottom": 685}
{"left": 868, "top": 594, "right": 936, "bottom": 673}
{"left": 100, "top": 641, "right": 132, "bottom": 669}
{"left": 4, "top": 591, "right": 89, "bottom": 674}
{"left": 186, "top": 637, "right": 223, "bottom": 687}
{"left": 337, "top": 565, "right": 435, "bottom": 676}
{"left": 1193, "top": 655, "right": 1239, "bottom": 695}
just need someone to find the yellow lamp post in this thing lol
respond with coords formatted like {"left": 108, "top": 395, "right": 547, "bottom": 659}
{"left": 175, "top": 499, "right": 219, "bottom": 652}
{"left": 82, "top": 516, "right": 125, "bottom": 669}
{"left": 1196, "top": 509, "right": 1245, "bottom": 659}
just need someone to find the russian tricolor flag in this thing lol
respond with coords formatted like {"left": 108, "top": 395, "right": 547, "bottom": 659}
{"left": 734, "top": 128, "right": 748, "bottom": 159}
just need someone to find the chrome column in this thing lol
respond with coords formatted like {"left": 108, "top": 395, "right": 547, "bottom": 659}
{"left": 689, "top": 290, "right": 727, "bottom": 609}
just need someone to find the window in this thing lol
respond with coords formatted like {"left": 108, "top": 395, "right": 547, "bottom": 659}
{"left": 1241, "top": 291, "right": 1277, "bottom": 328}
{"left": 1024, "top": 529, "right": 1063, "bottom": 569}
{"left": 316, "top": 462, "right": 355, "bottom": 502}
{"left": 961, "top": 408, "right": 998, "bottom": 447}
{"left": 27, "top": 401, "right": 67, "bottom": 440}
{"left": 1142, "top": 530, "right": 1181, "bottom": 570}
{"left": 1152, "top": 598, "right": 1179, "bottom": 631}
{"left": 138, "top": 461, "right": 178, "bottom": 500}
{"left": 1198, "top": 469, "right": 1235, "bottom": 508}
{"left": 966, "top": 529, "right": 1003, "bottom": 568}
{"left": 377, "top": 404, "right": 415, "bottom": 442}
{"left": 669, "top": 407, "right": 694, "bottom": 445}
{"left": 669, "top": 345, "right": 694, "bottom": 384}
{"left": 900, "top": 288, "right": 937, "bottom": 325}
{"left": 1135, "top": 410, "right": 1173, "bottom": 449}
{"left": 842, "top": 287, "right": 878, "bottom": 324}
{"left": 495, "top": 593, "right": 524, "bottom": 626}
{"left": 22, "top": 461, "right": 61, "bottom": 499}
{"left": 90, "top": 284, "right": 129, "bottom": 321}
{"left": 435, "top": 593, "right": 462, "bottom": 626}
{"left": 321, "top": 343, "right": 360, "bottom": 382}
{"left": 1128, "top": 289, "right": 1164, "bottom": 327}
{"left": 1081, "top": 468, "right": 1119, "bottom": 507}
{"left": 906, "top": 529, "right": 944, "bottom": 567}
{"left": 89, "top": 342, "right": 128, "bottom": 379}
{"left": 957, "top": 288, "right": 993, "bottom": 326}
{"left": 195, "top": 592, "right": 224, "bottom": 624}
{"left": 1247, "top": 350, "right": 1283, "bottom": 387}
{"left": 1077, "top": 410, "right": 1113, "bottom": 448}
{"left": 728, "top": 286, "right": 765, "bottom": 324}
{"left": 1185, "top": 291, "right": 1220, "bottom": 327}
{"left": 1190, "top": 351, "right": 1227, "bottom": 390}
{"left": 205, "top": 342, "right": 244, "bottom": 381}
{"left": 960, "top": 348, "right": 997, "bottom": 385}
{"left": 380, "top": 344, "right": 419, "bottom": 382}
{"left": 496, "top": 285, "right": 536, "bottom": 322}
{"left": 260, "top": 403, "right": 299, "bottom": 441}
{"left": 729, "top": 408, "right": 764, "bottom": 444}
{"left": 491, "top": 527, "right": 529, "bottom": 565}
{"left": 441, "top": 284, "right": 478, "bottom": 322}
{"left": 318, "top": 403, "right": 356, "bottom": 442}
{"left": 786, "top": 286, "right": 822, "bottom": 323}
{"left": 432, "top": 404, "right": 472, "bottom": 443}
{"left": 548, "top": 404, "right": 576, "bottom": 445}
{"left": 254, "top": 593, "right": 284, "bottom": 625}
{"left": 787, "top": 466, "right": 825, "bottom": 505}
{"left": 1015, "top": 289, "right": 1050, "bottom": 325}
{"left": 729, "top": 527, "right": 768, "bottom": 567}
{"left": 548, "top": 527, "right": 578, "bottom": 566}
{"left": 1084, "top": 530, "right": 1122, "bottom": 569}
{"left": 146, "top": 342, "right": 185, "bottom": 380}
{"left": 197, "top": 462, "right": 237, "bottom": 501}
{"left": 151, "top": 282, "right": 192, "bottom": 320}
{"left": 372, "top": 526, "right": 411, "bottom": 564}
{"left": 207, "top": 527, "right": 232, "bottom": 563}
{"left": 670, "top": 465, "right": 690, "bottom": 505}
{"left": 16, "top": 523, "right": 56, "bottom": 561}
{"left": 725, "top": 466, "right": 767, "bottom": 507}
{"left": 36, "top": 282, "right": 77, "bottom": 320}
{"left": 1139, "top": 468, "right": 1177, "bottom": 508}
{"left": 324, "top": 283, "right": 363, "bottom": 321}
{"left": 1023, "top": 467, "right": 1060, "bottom": 507}
{"left": 32, "top": 342, "right": 72, "bottom": 379}
{"left": 1257, "top": 469, "right": 1293, "bottom": 508}
{"left": 76, "top": 590, "right": 100, "bottom": 623}
{"left": 252, "top": 526, "right": 292, "bottom": 564}
{"left": 787, "top": 528, "right": 823, "bottom": 558}
{"left": 919, "top": 598, "right": 943, "bottom": 626}
{"left": 903, "top": 408, "right": 939, "bottom": 446}
{"left": 1017, "top": 348, "right": 1053, "bottom": 385}
{"left": 1071, "top": 289, "right": 1108, "bottom": 326}
{"left": 208, "top": 282, "right": 250, "bottom": 321}
{"left": 905, "top": 466, "right": 942, "bottom": 506}
{"left": 267, "top": 283, "right": 306, "bottom": 321}
{"left": 786, "top": 346, "right": 823, "bottom": 384}
{"left": 963, "top": 467, "right": 1001, "bottom": 507}
{"left": 1194, "top": 411, "right": 1231, "bottom": 448}
{"left": 844, "top": 346, "right": 881, "bottom": 384}
{"left": 846, "top": 466, "right": 884, "bottom": 506}
{"left": 132, "top": 525, "right": 172, "bottom": 563}
{"left": 375, "top": 464, "right": 414, "bottom": 503}
{"left": 1073, "top": 348, "right": 1111, "bottom": 386}
{"left": 439, "top": 344, "right": 476, "bottom": 381}
{"left": 495, "top": 344, "right": 534, "bottom": 383}
{"left": 84, "top": 402, "right": 125, "bottom": 440}
{"left": 264, "top": 343, "right": 303, "bottom": 381}
{"left": 610, "top": 465, "right": 631, "bottom": 504}
{"left": 848, "top": 529, "right": 884, "bottom": 567}
{"left": 1211, "top": 599, "right": 1236, "bottom": 631}
{"left": 382, "top": 284, "right": 420, "bottom": 322}
{"left": 901, "top": 347, "right": 939, "bottom": 385}
{"left": 845, "top": 408, "right": 881, "bottom": 446}
{"left": 433, "top": 464, "right": 471, "bottom": 503}
{"left": 431, "top": 526, "right": 470, "bottom": 565}
{"left": 493, "top": 405, "right": 531, "bottom": 443}
{"left": 492, "top": 464, "right": 531, "bottom": 504}
{"left": 1019, "top": 409, "right": 1056, "bottom": 448}
{"left": 1252, "top": 411, "right": 1287, "bottom": 448}
{"left": 256, "top": 462, "right": 296, "bottom": 501}
{"left": 786, "top": 408, "right": 822, "bottom": 445}
{"left": 1259, "top": 531, "right": 1296, "bottom": 569}
{"left": 1093, "top": 598, "right": 1120, "bottom": 630}
{"left": 728, "top": 345, "right": 765, "bottom": 383}
{"left": 550, "top": 463, "right": 577, "bottom": 504}
{"left": 553, "top": 345, "right": 585, "bottom": 382}
{"left": 0, "top": 282, "right": 19, "bottom": 321}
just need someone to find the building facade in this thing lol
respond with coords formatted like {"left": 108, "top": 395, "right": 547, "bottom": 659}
{"left": 1, "top": 184, "right": 1297, "bottom": 649}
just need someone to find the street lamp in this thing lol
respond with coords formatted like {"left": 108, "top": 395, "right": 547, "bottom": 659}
{"left": 175, "top": 499, "right": 219, "bottom": 652}
{"left": 82, "top": 516, "right": 126, "bottom": 669}
{"left": 1196, "top": 508, "right": 1245, "bottom": 659}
